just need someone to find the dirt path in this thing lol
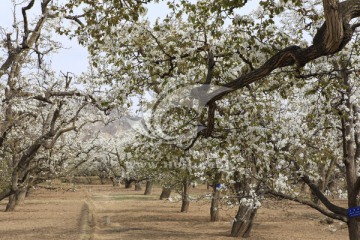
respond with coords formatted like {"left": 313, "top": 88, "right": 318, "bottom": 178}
{"left": 88, "top": 186, "right": 349, "bottom": 240}
{"left": 78, "top": 199, "right": 96, "bottom": 240}
{"left": 0, "top": 185, "right": 349, "bottom": 240}
{"left": 0, "top": 187, "right": 87, "bottom": 240}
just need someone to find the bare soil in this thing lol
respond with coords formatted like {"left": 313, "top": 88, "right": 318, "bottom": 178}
{"left": 0, "top": 184, "right": 349, "bottom": 240}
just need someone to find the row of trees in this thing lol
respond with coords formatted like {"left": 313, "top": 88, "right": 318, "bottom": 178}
{"left": 0, "top": 0, "right": 120, "bottom": 210}
{"left": 83, "top": 0, "right": 360, "bottom": 238}
{"left": 1, "top": 0, "right": 360, "bottom": 239}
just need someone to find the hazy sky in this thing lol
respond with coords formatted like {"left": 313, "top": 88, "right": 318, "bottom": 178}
{"left": 0, "top": 0, "right": 258, "bottom": 76}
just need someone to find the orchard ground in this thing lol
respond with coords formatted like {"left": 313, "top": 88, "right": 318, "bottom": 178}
{"left": 0, "top": 184, "right": 349, "bottom": 240}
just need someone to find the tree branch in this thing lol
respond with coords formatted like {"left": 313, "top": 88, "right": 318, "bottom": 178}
{"left": 301, "top": 173, "right": 347, "bottom": 216}
{"left": 0, "top": 188, "right": 13, "bottom": 202}
{"left": 321, "top": 0, "right": 344, "bottom": 53}
{"left": 203, "top": 0, "right": 360, "bottom": 135}
{"left": 268, "top": 190, "right": 348, "bottom": 222}
{"left": 205, "top": 50, "right": 215, "bottom": 84}
{"left": 21, "top": 0, "right": 35, "bottom": 48}
{"left": 64, "top": 15, "right": 85, "bottom": 26}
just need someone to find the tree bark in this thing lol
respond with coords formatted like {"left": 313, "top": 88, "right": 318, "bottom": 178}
{"left": 348, "top": 218, "right": 360, "bottom": 240}
{"left": 210, "top": 172, "right": 222, "bottom": 222}
{"left": 203, "top": 0, "right": 360, "bottom": 136}
{"left": 322, "top": 0, "right": 344, "bottom": 53}
{"left": 0, "top": 188, "right": 13, "bottom": 202}
{"left": 181, "top": 177, "right": 190, "bottom": 213}
{"left": 5, "top": 170, "right": 18, "bottom": 211}
{"left": 340, "top": 65, "right": 360, "bottom": 240}
{"left": 159, "top": 187, "right": 171, "bottom": 200}
{"left": 144, "top": 181, "right": 153, "bottom": 195}
{"left": 230, "top": 204, "right": 257, "bottom": 238}
{"left": 15, "top": 189, "right": 26, "bottom": 206}
{"left": 5, "top": 194, "right": 16, "bottom": 212}
{"left": 210, "top": 185, "right": 220, "bottom": 221}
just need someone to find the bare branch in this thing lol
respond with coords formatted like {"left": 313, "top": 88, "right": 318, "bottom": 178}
{"left": 64, "top": 15, "right": 85, "bottom": 26}
{"left": 236, "top": 50, "right": 254, "bottom": 71}
{"left": 268, "top": 190, "right": 348, "bottom": 222}
{"left": 153, "top": 45, "right": 210, "bottom": 64}
{"left": 50, "top": 105, "right": 61, "bottom": 134}
{"left": 301, "top": 173, "right": 347, "bottom": 216}
{"left": 21, "top": 0, "right": 35, "bottom": 48}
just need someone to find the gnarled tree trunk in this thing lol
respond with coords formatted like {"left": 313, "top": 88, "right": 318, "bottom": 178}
{"left": 230, "top": 204, "right": 257, "bottom": 238}
{"left": 230, "top": 169, "right": 259, "bottom": 238}
{"left": 5, "top": 194, "right": 16, "bottom": 212}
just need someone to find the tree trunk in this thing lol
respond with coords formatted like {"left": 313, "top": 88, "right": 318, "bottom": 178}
{"left": 5, "top": 170, "right": 19, "bottom": 212}
{"left": 345, "top": 161, "right": 360, "bottom": 240}
{"left": 348, "top": 218, "right": 360, "bottom": 240}
{"left": 15, "top": 189, "right": 27, "bottom": 206}
{"left": 230, "top": 204, "right": 257, "bottom": 238}
{"left": 25, "top": 186, "right": 32, "bottom": 198}
{"left": 159, "top": 187, "right": 171, "bottom": 200}
{"left": 144, "top": 181, "right": 153, "bottom": 195}
{"left": 340, "top": 68, "right": 360, "bottom": 240}
{"left": 135, "top": 182, "right": 142, "bottom": 191}
{"left": 210, "top": 172, "right": 222, "bottom": 222}
{"left": 181, "top": 178, "right": 190, "bottom": 213}
{"left": 5, "top": 194, "right": 16, "bottom": 212}
{"left": 210, "top": 186, "right": 220, "bottom": 221}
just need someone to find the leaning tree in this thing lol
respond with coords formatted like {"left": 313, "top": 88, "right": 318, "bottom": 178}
{"left": 0, "top": 0, "right": 116, "bottom": 210}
